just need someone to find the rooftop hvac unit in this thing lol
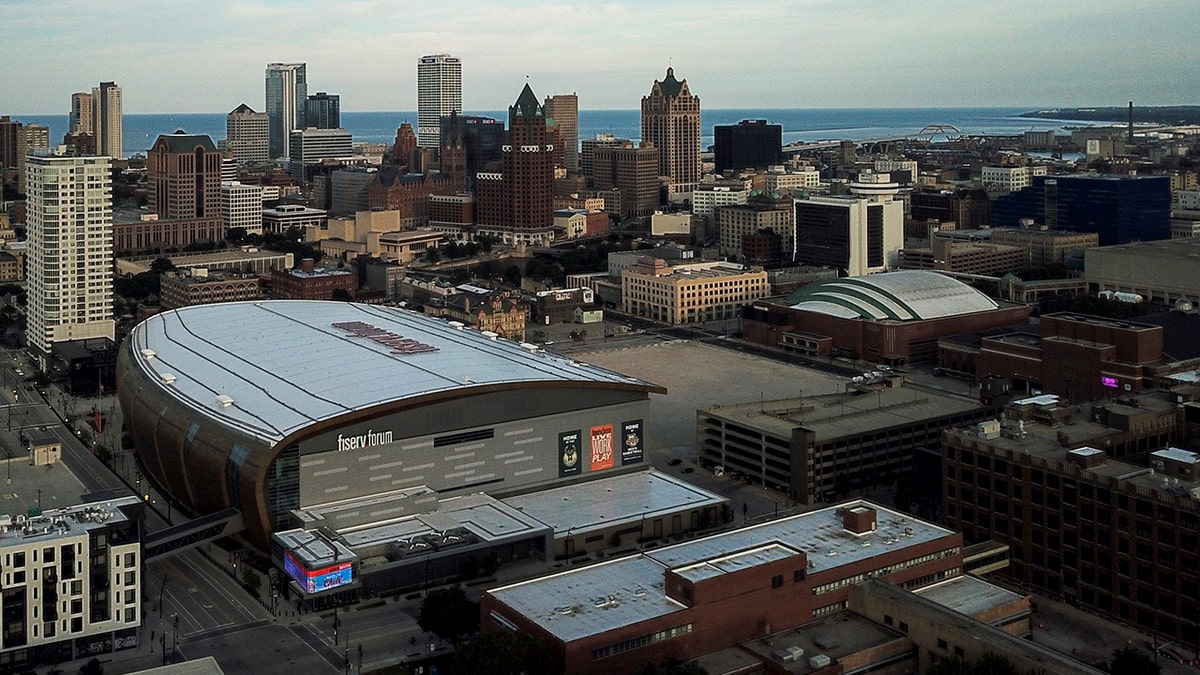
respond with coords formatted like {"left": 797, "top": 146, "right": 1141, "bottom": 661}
{"left": 809, "top": 654, "right": 832, "bottom": 668}
{"left": 140, "top": 349, "right": 156, "bottom": 360}
{"left": 158, "top": 373, "right": 177, "bottom": 385}
{"left": 773, "top": 646, "right": 804, "bottom": 662}
{"left": 215, "top": 394, "right": 235, "bottom": 408}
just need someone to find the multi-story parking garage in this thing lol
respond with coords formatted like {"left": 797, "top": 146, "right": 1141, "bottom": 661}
{"left": 117, "top": 301, "right": 669, "bottom": 558}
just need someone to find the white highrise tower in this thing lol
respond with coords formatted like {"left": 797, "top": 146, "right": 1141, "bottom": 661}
{"left": 91, "top": 82, "right": 123, "bottom": 159}
{"left": 417, "top": 54, "right": 461, "bottom": 148}
{"left": 266, "top": 63, "right": 307, "bottom": 160}
{"left": 25, "top": 155, "right": 115, "bottom": 363}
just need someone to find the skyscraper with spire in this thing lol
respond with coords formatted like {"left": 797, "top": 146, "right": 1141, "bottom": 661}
{"left": 476, "top": 84, "right": 554, "bottom": 246}
{"left": 417, "top": 54, "right": 461, "bottom": 149}
{"left": 641, "top": 67, "right": 700, "bottom": 192}
{"left": 265, "top": 63, "right": 307, "bottom": 159}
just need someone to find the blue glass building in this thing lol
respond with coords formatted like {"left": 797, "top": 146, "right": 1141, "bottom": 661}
{"left": 991, "top": 174, "right": 1170, "bottom": 246}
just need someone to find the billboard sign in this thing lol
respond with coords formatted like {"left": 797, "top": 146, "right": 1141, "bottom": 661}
{"left": 620, "top": 419, "right": 644, "bottom": 465}
{"left": 558, "top": 430, "right": 582, "bottom": 476}
{"left": 590, "top": 424, "right": 615, "bottom": 471}
{"left": 284, "top": 551, "right": 354, "bottom": 594}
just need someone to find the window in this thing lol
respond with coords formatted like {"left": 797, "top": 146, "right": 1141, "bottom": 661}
{"left": 937, "top": 638, "right": 948, "bottom": 650}
{"left": 771, "top": 575, "right": 784, "bottom": 589}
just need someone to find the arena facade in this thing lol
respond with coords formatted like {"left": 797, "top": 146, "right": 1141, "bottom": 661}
{"left": 742, "top": 270, "right": 1031, "bottom": 364}
{"left": 117, "top": 301, "right": 667, "bottom": 554}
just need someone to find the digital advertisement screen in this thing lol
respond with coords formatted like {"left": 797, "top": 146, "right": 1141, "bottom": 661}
{"left": 284, "top": 551, "right": 354, "bottom": 594}
{"left": 590, "top": 424, "right": 615, "bottom": 471}
{"left": 1101, "top": 376, "right": 1119, "bottom": 388}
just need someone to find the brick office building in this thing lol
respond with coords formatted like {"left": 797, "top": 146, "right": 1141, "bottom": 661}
{"left": 483, "top": 501, "right": 965, "bottom": 674}
{"left": 938, "top": 312, "right": 1185, "bottom": 401}
{"left": 270, "top": 258, "right": 356, "bottom": 300}
{"left": 941, "top": 392, "right": 1199, "bottom": 651}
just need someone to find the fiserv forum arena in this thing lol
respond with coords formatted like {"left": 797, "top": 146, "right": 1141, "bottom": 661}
{"left": 118, "top": 301, "right": 675, "bottom": 573}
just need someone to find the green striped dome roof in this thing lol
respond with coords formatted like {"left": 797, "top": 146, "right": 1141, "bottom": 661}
{"left": 786, "top": 271, "right": 999, "bottom": 321}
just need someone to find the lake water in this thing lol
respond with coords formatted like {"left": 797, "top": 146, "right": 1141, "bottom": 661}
{"left": 15, "top": 107, "right": 1101, "bottom": 158}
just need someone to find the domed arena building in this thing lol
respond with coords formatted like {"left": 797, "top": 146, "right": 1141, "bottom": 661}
{"left": 117, "top": 301, "right": 673, "bottom": 565}
{"left": 742, "top": 270, "right": 1030, "bottom": 364}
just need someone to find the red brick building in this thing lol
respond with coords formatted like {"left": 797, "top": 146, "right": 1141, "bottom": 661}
{"left": 743, "top": 271, "right": 1030, "bottom": 365}
{"left": 940, "top": 312, "right": 1169, "bottom": 400}
{"left": 367, "top": 167, "right": 457, "bottom": 228}
{"left": 269, "top": 258, "right": 356, "bottom": 300}
{"left": 483, "top": 502, "right": 964, "bottom": 674}
{"left": 475, "top": 84, "right": 555, "bottom": 246}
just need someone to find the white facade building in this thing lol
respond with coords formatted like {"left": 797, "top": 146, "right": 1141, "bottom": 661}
{"left": 980, "top": 165, "right": 1047, "bottom": 192}
{"left": 873, "top": 159, "right": 918, "bottom": 183}
{"left": 0, "top": 498, "right": 142, "bottom": 663}
{"left": 262, "top": 204, "right": 328, "bottom": 235}
{"left": 794, "top": 196, "right": 905, "bottom": 277}
{"left": 25, "top": 155, "right": 115, "bottom": 363}
{"left": 765, "top": 168, "right": 821, "bottom": 193}
{"left": 90, "top": 82, "right": 122, "bottom": 160}
{"left": 221, "top": 182, "right": 264, "bottom": 235}
{"left": 1174, "top": 189, "right": 1200, "bottom": 211}
{"left": 226, "top": 103, "right": 270, "bottom": 165}
{"left": 417, "top": 54, "right": 462, "bottom": 148}
{"left": 288, "top": 128, "right": 353, "bottom": 180}
{"left": 692, "top": 184, "right": 750, "bottom": 217}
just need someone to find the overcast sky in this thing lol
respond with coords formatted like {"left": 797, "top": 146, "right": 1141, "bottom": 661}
{"left": 3, "top": 0, "right": 1197, "bottom": 114}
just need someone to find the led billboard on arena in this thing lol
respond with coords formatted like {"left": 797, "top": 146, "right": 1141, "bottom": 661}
{"left": 284, "top": 551, "right": 354, "bottom": 593}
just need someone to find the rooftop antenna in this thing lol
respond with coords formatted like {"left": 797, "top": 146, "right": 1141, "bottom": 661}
{"left": 1127, "top": 101, "right": 1134, "bottom": 144}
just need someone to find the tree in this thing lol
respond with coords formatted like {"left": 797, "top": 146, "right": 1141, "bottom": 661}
{"left": 504, "top": 265, "right": 523, "bottom": 287}
{"left": 424, "top": 247, "right": 442, "bottom": 264}
{"left": 149, "top": 257, "right": 176, "bottom": 273}
{"left": 418, "top": 587, "right": 479, "bottom": 645}
{"left": 331, "top": 288, "right": 353, "bottom": 301}
{"left": 1108, "top": 646, "right": 1160, "bottom": 675}
{"left": 242, "top": 568, "right": 262, "bottom": 598}
{"left": 454, "top": 630, "right": 553, "bottom": 675}
{"left": 78, "top": 658, "right": 104, "bottom": 675}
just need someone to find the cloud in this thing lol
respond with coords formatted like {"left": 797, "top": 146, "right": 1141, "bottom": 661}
{"left": 1, "top": 0, "right": 1197, "bottom": 113}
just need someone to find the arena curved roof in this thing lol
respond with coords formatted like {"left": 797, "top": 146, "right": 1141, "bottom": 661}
{"left": 786, "top": 270, "right": 999, "bottom": 321}
{"left": 125, "top": 301, "right": 662, "bottom": 445}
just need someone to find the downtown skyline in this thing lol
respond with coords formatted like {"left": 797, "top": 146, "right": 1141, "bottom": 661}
{"left": 2, "top": 0, "right": 1199, "bottom": 115}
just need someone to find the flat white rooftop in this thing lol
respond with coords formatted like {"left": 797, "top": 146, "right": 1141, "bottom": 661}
{"left": 915, "top": 575, "right": 1026, "bottom": 619}
{"left": 127, "top": 301, "right": 659, "bottom": 445}
{"left": 502, "top": 470, "right": 726, "bottom": 536}
{"left": 488, "top": 500, "right": 956, "bottom": 643}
